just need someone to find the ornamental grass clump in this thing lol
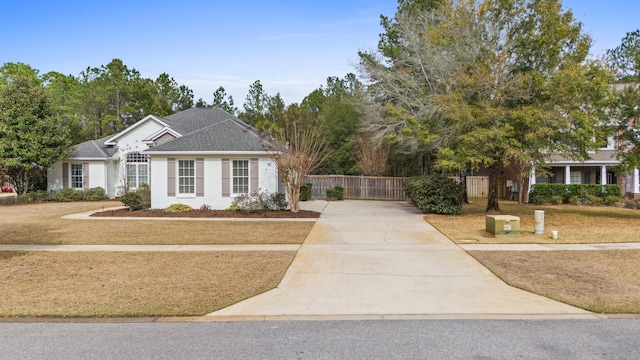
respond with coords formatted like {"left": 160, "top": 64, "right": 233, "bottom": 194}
{"left": 164, "top": 204, "right": 194, "bottom": 213}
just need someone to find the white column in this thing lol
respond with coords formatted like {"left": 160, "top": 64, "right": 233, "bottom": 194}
{"left": 564, "top": 166, "right": 571, "bottom": 184}
{"left": 601, "top": 166, "right": 607, "bottom": 185}
{"left": 634, "top": 168, "right": 640, "bottom": 195}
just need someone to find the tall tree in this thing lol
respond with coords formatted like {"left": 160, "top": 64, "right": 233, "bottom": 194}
{"left": 239, "top": 80, "right": 270, "bottom": 129}
{"left": 42, "top": 71, "right": 85, "bottom": 144}
{"left": 359, "top": 0, "right": 612, "bottom": 211}
{"left": 0, "top": 62, "right": 42, "bottom": 88}
{"left": 0, "top": 79, "right": 71, "bottom": 194}
{"left": 155, "top": 73, "right": 194, "bottom": 114}
{"left": 212, "top": 86, "right": 237, "bottom": 114}
{"left": 261, "top": 104, "right": 328, "bottom": 212}
{"left": 302, "top": 74, "right": 364, "bottom": 174}
{"left": 608, "top": 31, "right": 640, "bottom": 170}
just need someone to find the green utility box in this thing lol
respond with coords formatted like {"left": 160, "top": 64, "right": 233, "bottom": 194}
{"left": 485, "top": 215, "right": 520, "bottom": 237}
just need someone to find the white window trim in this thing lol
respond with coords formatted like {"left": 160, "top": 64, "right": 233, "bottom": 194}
{"left": 70, "top": 163, "right": 83, "bottom": 189}
{"left": 231, "top": 159, "right": 250, "bottom": 195}
{"left": 126, "top": 152, "right": 149, "bottom": 190}
{"left": 177, "top": 159, "right": 195, "bottom": 196}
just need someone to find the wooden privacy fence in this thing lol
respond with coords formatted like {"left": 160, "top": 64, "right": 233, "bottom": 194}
{"left": 304, "top": 175, "right": 407, "bottom": 201}
{"left": 304, "top": 175, "right": 509, "bottom": 201}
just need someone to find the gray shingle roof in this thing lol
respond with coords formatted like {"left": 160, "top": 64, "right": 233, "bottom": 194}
{"left": 147, "top": 118, "right": 271, "bottom": 152}
{"left": 67, "top": 108, "right": 275, "bottom": 158}
{"left": 162, "top": 108, "right": 242, "bottom": 135}
{"left": 67, "top": 136, "right": 118, "bottom": 159}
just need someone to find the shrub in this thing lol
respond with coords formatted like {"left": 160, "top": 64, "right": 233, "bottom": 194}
{"left": 52, "top": 188, "right": 84, "bottom": 202}
{"left": 120, "top": 191, "right": 143, "bottom": 210}
{"left": 604, "top": 196, "right": 622, "bottom": 206}
{"left": 199, "top": 204, "right": 212, "bottom": 211}
{"left": 404, "top": 174, "right": 463, "bottom": 215}
{"left": 585, "top": 194, "right": 603, "bottom": 206}
{"left": 84, "top": 187, "right": 108, "bottom": 201}
{"left": 228, "top": 191, "right": 288, "bottom": 211}
{"left": 136, "top": 184, "right": 151, "bottom": 208}
{"left": 326, "top": 186, "right": 344, "bottom": 201}
{"left": 164, "top": 203, "right": 194, "bottom": 213}
{"left": 300, "top": 183, "right": 312, "bottom": 201}
{"left": 624, "top": 199, "right": 639, "bottom": 209}
{"left": 568, "top": 195, "right": 581, "bottom": 205}
{"left": 550, "top": 195, "right": 563, "bottom": 205}
{"left": 268, "top": 192, "right": 288, "bottom": 210}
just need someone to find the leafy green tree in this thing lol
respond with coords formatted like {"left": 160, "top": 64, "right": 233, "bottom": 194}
{"left": 239, "top": 80, "right": 270, "bottom": 128}
{"left": 212, "top": 86, "right": 237, "bottom": 114}
{"left": 42, "top": 71, "right": 85, "bottom": 144}
{"left": 155, "top": 73, "right": 194, "bottom": 114}
{"left": 359, "top": 0, "right": 612, "bottom": 210}
{"left": 262, "top": 103, "right": 328, "bottom": 212}
{"left": 608, "top": 31, "right": 640, "bottom": 170}
{"left": 0, "top": 62, "right": 42, "bottom": 88}
{"left": 302, "top": 74, "right": 363, "bottom": 175}
{"left": 607, "top": 30, "right": 640, "bottom": 82}
{"left": 0, "top": 79, "right": 71, "bottom": 194}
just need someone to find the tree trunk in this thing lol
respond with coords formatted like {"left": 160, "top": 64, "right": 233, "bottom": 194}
{"left": 486, "top": 164, "right": 501, "bottom": 211}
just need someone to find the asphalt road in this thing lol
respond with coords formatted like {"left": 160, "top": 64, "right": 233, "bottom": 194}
{"left": 1, "top": 319, "right": 639, "bottom": 359}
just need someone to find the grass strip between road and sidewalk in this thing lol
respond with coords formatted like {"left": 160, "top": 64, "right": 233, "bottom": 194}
{"left": 426, "top": 200, "right": 640, "bottom": 313}
{"left": 0, "top": 251, "right": 295, "bottom": 317}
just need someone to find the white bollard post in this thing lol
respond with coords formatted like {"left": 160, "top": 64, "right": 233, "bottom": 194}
{"left": 534, "top": 210, "right": 545, "bottom": 235}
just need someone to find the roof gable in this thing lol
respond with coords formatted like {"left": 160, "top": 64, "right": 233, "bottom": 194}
{"left": 145, "top": 118, "right": 272, "bottom": 153}
{"left": 105, "top": 115, "right": 171, "bottom": 145}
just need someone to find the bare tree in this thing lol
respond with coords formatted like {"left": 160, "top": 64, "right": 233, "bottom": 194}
{"left": 355, "top": 132, "right": 389, "bottom": 176}
{"left": 262, "top": 106, "right": 327, "bottom": 212}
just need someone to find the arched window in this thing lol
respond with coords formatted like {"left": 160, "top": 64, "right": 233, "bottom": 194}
{"left": 126, "top": 152, "right": 148, "bottom": 189}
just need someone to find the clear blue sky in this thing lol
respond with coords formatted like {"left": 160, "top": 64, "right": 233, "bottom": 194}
{"left": 2, "top": 0, "right": 638, "bottom": 106}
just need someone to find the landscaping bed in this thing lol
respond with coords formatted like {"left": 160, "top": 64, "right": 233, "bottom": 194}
{"left": 91, "top": 208, "right": 320, "bottom": 218}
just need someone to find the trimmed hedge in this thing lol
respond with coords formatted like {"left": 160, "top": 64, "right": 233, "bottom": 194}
{"left": 529, "top": 184, "right": 622, "bottom": 205}
{"left": 326, "top": 186, "right": 344, "bottom": 201}
{"left": 404, "top": 174, "right": 464, "bottom": 215}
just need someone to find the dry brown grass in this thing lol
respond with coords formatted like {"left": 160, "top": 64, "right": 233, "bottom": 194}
{"left": 427, "top": 200, "right": 640, "bottom": 244}
{"left": 0, "top": 201, "right": 314, "bottom": 245}
{"left": 469, "top": 250, "right": 640, "bottom": 313}
{"left": 0, "top": 251, "right": 295, "bottom": 317}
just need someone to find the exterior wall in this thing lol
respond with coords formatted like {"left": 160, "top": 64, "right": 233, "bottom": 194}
{"left": 113, "top": 120, "right": 162, "bottom": 154}
{"left": 149, "top": 155, "right": 279, "bottom": 210}
{"left": 47, "top": 160, "right": 110, "bottom": 194}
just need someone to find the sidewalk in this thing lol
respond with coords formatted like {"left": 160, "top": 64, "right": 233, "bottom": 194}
{"left": 207, "top": 200, "right": 593, "bottom": 319}
{"left": 461, "top": 242, "right": 640, "bottom": 251}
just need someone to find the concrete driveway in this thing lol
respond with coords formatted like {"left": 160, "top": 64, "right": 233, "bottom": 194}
{"left": 208, "top": 200, "right": 592, "bottom": 319}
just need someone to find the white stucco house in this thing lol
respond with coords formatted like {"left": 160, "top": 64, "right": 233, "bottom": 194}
{"left": 47, "top": 108, "right": 282, "bottom": 209}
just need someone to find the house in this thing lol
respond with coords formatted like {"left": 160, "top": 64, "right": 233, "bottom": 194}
{"left": 469, "top": 139, "right": 640, "bottom": 201}
{"left": 47, "top": 108, "right": 282, "bottom": 209}
{"left": 528, "top": 141, "right": 640, "bottom": 200}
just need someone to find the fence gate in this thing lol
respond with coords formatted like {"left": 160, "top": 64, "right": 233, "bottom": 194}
{"left": 466, "top": 176, "right": 489, "bottom": 198}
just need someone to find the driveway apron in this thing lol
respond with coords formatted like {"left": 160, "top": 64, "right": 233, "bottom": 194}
{"left": 208, "top": 201, "right": 589, "bottom": 317}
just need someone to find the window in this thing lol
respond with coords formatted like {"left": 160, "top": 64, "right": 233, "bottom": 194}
{"left": 570, "top": 171, "right": 582, "bottom": 184}
{"left": 70, "top": 164, "right": 83, "bottom": 189}
{"left": 178, "top": 160, "right": 195, "bottom": 194}
{"left": 126, "top": 152, "right": 148, "bottom": 189}
{"left": 232, "top": 160, "right": 249, "bottom": 194}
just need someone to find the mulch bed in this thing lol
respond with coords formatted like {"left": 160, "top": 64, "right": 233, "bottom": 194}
{"left": 91, "top": 208, "right": 321, "bottom": 218}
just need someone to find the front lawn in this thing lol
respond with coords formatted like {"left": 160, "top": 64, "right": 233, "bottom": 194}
{"left": 0, "top": 201, "right": 314, "bottom": 245}
{"left": 427, "top": 200, "right": 640, "bottom": 244}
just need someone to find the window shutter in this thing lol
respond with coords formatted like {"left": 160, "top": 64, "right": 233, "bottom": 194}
{"left": 82, "top": 163, "right": 89, "bottom": 189}
{"left": 196, "top": 158, "right": 204, "bottom": 197}
{"left": 62, "top": 163, "right": 68, "bottom": 188}
{"left": 221, "top": 158, "right": 230, "bottom": 197}
{"left": 250, "top": 158, "right": 259, "bottom": 194}
{"left": 167, "top": 158, "right": 176, "bottom": 197}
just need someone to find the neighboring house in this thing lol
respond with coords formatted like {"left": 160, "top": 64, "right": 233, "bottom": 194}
{"left": 470, "top": 139, "right": 640, "bottom": 201}
{"left": 48, "top": 108, "right": 282, "bottom": 209}
{"left": 529, "top": 140, "right": 640, "bottom": 200}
